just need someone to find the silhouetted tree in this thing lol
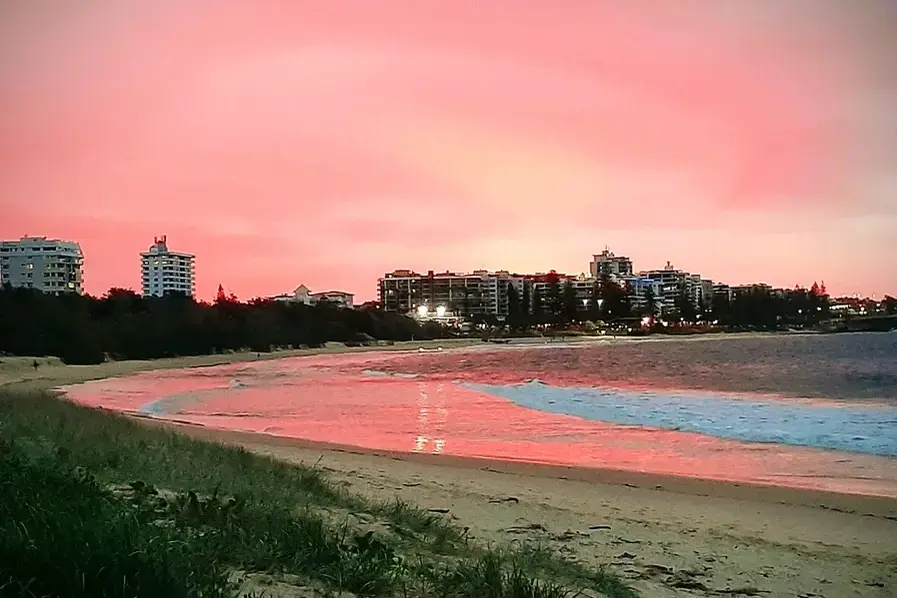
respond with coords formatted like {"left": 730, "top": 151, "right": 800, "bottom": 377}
{"left": 531, "top": 286, "right": 544, "bottom": 323}
{"left": 588, "top": 280, "right": 602, "bottom": 321}
{"left": 562, "top": 280, "right": 578, "bottom": 322}
{"left": 0, "top": 286, "right": 446, "bottom": 365}
{"left": 642, "top": 286, "right": 659, "bottom": 317}
{"left": 506, "top": 282, "right": 523, "bottom": 330}
{"left": 546, "top": 277, "right": 562, "bottom": 321}
{"left": 884, "top": 295, "right": 897, "bottom": 315}
{"left": 710, "top": 293, "right": 731, "bottom": 323}
{"left": 598, "top": 274, "right": 629, "bottom": 320}
{"left": 674, "top": 283, "right": 697, "bottom": 322}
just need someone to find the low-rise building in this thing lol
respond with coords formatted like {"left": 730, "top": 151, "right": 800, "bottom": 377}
{"left": 270, "top": 284, "right": 354, "bottom": 308}
{"left": 0, "top": 235, "right": 84, "bottom": 294}
{"left": 310, "top": 290, "right": 355, "bottom": 308}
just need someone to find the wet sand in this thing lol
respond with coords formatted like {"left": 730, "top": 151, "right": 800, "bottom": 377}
{"left": 4, "top": 343, "right": 897, "bottom": 596}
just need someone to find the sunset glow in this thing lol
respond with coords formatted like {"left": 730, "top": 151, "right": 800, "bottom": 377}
{"left": 2, "top": 1, "right": 895, "bottom": 299}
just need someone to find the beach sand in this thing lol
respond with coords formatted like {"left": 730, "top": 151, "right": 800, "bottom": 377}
{"left": 4, "top": 343, "right": 896, "bottom": 597}
{"left": 0, "top": 339, "right": 477, "bottom": 391}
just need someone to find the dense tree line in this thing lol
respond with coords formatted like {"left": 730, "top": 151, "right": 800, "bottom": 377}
{"left": 499, "top": 277, "right": 839, "bottom": 332}
{"left": 502, "top": 274, "right": 632, "bottom": 329}
{"left": 0, "top": 286, "right": 445, "bottom": 365}
{"left": 709, "top": 284, "right": 831, "bottom": 329}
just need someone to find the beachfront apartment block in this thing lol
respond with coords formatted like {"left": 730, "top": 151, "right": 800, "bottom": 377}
{"left": 638, "top": 262, "right": 707, "bottom": 316}
{"left": 590, "top": 249, "right": 634, "bottom": 279}
{"left": 378, "top": 269, "right": 529, "bottom": 318}
{"left": 140, "top": 235, "right": 195, "bottom": 297}
{"left": 377, "top": 251, "right": 723, "bottom": 320}
{"left": 378, "top": 269, "right": 605, "bottom": 318}
{"left": 0, "top": 236, "right": 84, "bottom": 294}
{"left": 529, "top": 271, "right": 596, "bottom": 311}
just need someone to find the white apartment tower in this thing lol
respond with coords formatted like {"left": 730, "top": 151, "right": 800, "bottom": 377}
{"left": 140, "top": 235, "right": 195, "bottom": 297}
{"left": 0, "top": 236, "right": 84, "bottom": 294}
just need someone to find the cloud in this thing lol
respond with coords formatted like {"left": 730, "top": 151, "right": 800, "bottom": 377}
{"left": 1, "top": 0, "right": 896, "bottom": 298}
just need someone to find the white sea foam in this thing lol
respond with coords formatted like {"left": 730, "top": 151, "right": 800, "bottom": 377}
{"left": 361, "top": 369, "right": 419, "bottom": 379}
{"left": 464, "top": 381, "right": 897, "bottom": 457}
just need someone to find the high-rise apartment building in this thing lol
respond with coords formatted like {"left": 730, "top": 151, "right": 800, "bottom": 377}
{"left": 590, "top": 249, "right": 633, "bottom": 279}
{"left": 0, "top": 236, "right": 84, "bottom": 294}
{"left": 638, "top": 262, "right": 708, "bottom": 315}
{"left": 140, "top": 235, "right": 195, "bottom": 297}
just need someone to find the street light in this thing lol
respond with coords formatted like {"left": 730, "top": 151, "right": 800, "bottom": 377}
{"left": 417, "top": 305, "right": 428, "bottom": 318}
{"left": 436, "top": 305, "right": 447, "bottom": 318}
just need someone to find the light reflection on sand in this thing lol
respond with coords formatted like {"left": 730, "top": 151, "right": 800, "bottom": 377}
{"left": 59, "top": 350, "right": 897, "bottom": 498}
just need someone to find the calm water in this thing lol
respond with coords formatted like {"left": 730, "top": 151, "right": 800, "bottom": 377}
{"left": 61, "top": 333, "right": 897, "bottom": 497}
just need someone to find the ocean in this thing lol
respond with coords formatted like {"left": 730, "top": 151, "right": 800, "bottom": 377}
{"left": 61, "top": 332, "right": 897, "bottom": 496}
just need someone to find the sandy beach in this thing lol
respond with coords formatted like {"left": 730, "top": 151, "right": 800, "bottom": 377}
{"left": 3, "top": 344, "right": 896, "bottom": 597}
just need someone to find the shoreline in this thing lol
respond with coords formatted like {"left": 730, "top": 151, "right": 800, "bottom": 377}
{"left": 4, "top": 333, "right": 895, "bottom": 509}
{"left": 129, "top": 413, "right": 897, "bottom": 519}
{"left": 5, "top": 339, "right": 897, "bottom": 595}
{"left": 0, "top": 329, "right": 828, "bottom": 391}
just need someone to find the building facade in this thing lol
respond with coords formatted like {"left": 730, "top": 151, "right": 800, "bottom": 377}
{"left": 0, "top": 236, "right": 84, "bottom": 294}
{"left": 590, "top": 249, "right": 633, "bottom": 279}
{"left": 310, "top": 290, "right": 355, "bottom": 308}
{"left": 378, "top": 269, "right": 528, "bottom": 317}
{"left": 637, "top": 262, "right": 707, "bottom": 316}
{"left": 621, "top": 275, "right": 661, "bottom": 313}
{"left": 378, "top": 254, "right": 735, "bottom": 321}
{"left": 140, "top": 235, "right": 195, "bottom": 297}
{"left": 270, "top": 284, "right": 355, "bottom": 308}
{"left": 529, "top": 271, "right": 596, "bottom": 312}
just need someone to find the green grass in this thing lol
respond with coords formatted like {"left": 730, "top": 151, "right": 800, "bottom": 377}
{"left": 0, "top": 389, "right": 637, "bottom": 597}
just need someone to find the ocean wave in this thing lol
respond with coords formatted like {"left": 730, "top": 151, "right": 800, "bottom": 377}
{"left": 464, "top": 382, "right": 897, "bottom": 458}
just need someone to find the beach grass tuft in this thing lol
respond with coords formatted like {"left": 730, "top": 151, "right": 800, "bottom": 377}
{"left": 0, "top": 389, "right": 637, "bottom": 597}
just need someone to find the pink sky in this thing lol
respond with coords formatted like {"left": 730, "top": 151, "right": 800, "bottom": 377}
{"left": 2, "top": 1, "right": 896, "bottom": 300}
